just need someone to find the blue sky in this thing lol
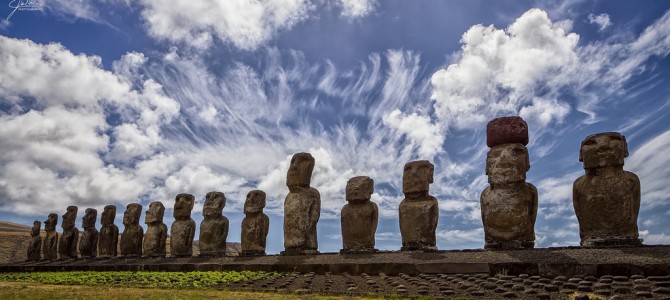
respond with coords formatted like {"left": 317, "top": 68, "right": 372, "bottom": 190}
{"left": 1, "top": 0, "right": 669, "bottom": 254}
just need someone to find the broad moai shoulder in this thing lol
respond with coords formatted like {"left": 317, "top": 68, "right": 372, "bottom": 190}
{"left": 58, "top": 206, "right": 79, "bottom": 259}
{"left": 573, "top": 132, "right": 641, "bottom": 247}
{"left": 143, "top": 201, "right": 167, "bottom": 257}
{"left": 241, "top": 190, "right": 269, "bottom": 256}
{"left": 26, "top": 220, "right": 42, "bottom": 261}
{"left": 341, "top": 176, "right": 378, "bottom": 253}
{"left": 42, "top": 213, "right": 58, "bottom": 260}
{"left": 199, "top": 192, "right": 229, "bottom": 257}
{"left": 399, "top": 160, "right": 439, "bottom": 251}
{"left": 120, "top": 203, "right": 143, "bottom": 257}
{"left": 171, "top": 193, "right": 196, "bottom": 257}
{"left": 481, "top": 116, "right": 537, "bottom": 250}
{"left": 98, "top": 205, "right": 119, "bottom": 258}
{"left": 283, "top": 152, "right": 321, "bottom": 255}
{"left": 79, "top": 208, "right": 99, "bottom": 258}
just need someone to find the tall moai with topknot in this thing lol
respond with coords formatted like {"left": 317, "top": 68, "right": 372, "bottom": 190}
{"left": 573, "top": 132, "right": 642, "bottom": 247}
{"left": 79, "top": 208, "right": 99, "bottom": 258}
{"left": 481, "top": 116, "right": 538, "bottom": 249}
{"left": 241, "top": 190, "right": 269, "bottom": 256}
{"left": 199, "top": 192, "right": 229, "bottom": 257}
{"left": 399, "top": 160, "right": 439, "bottom": 251}
{"left": 42, "top": 213, "right": 58, "bottom": 260}
{"left": 283, "top": 152, "right": 321, "bottom": 255}
{"left": 98, "top": 205, "right": 119, "bottom": 258}
{"left": 171, "top": 194, "right": 196, "bottom": 257}
{"left": 120, "top": 203, "right": 143, "bottom": 257}
{"left": 26, "top": 221, "right": 42, "bottom": 261}
{"left": 143, "top": 201, "right": 167, "bottom": 257}
{"left": 58, "top": 206, "right": 79, "bottom": 259}
{"left": 341, "top": 176, "right": 378, "bottom": 253}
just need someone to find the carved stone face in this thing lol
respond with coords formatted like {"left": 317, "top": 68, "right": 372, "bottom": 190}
{"left": 101, "top": 205, "right": 116, "bottom": 226}
{"left": 346, "top": 176, "right": 374, "bottom": 202}
{"left": 82, "top": 208, "right": 97, "bottom": 229}
{"left": 286, "top": 152, "right": 315, "bottom": 187}
{"left": 402, "top": 160, "right": 434, "bottom": 194}
{"left": 44, "top": 213, "right": 57, "bottom": 231}
{"left": 203, "top": 192, "right": 225, "bottom": 218}
{"left": 62, "top": 206, "right": 78, "bottom": 229}
{"left": 123, "top": 203, "right": 142, "bottom": 226}
{"left": 145, "top": 201, "right": 165, "bottom": 224}
{"left": 580, "top": 132, "right": 628, "bottom": 169}
{"left": 486, "top": 143, "right": 530, "bottom": 185}
{"left": 244, "top": 190, "right": 266, "bottom": 214}
{"left": 31, "top": 221, "right": 40, "bottom": 236}
{"left": 174, "top": 194, "right": 195, "bottom": 219}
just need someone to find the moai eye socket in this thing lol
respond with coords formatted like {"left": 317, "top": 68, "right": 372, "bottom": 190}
{"left": 513, "top": 148, "right": 525, "bottom": 155}
{"left": 583, "top": 139, "right": 597, "bottom": 146}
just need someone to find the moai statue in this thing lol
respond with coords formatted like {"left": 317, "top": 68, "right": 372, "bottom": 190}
{"left": 78, "top": 208, "right": 99, "bottom": 258}
{"left": 42, "top": 213, "right": 58, "bottom": 260}
{"left": 98, "top": 205, "right": 119, "bottom": 258}
{"left": 143, "top": 201, "right": 167, "bottom": 257}
{"left": 399, "top": 160, "right": 439, "bottom": 251}
{"left": 282, "top": 152, "right": 321, "bottom": 255}
{"left": 26, "top": 221, "right": 42, "bottom": 261}
{"left": 120, "top": 203, "right": 143, "bottom": 257}
{"left": 341, "top": 176, "right": 378, "bottom": 253}
{"left": 199, "top": 192, "right": 229, "bottom": 257}
{"left": 573, "top": 132, "right": 642, "bottom": 247}
{"left": 241, "top": 190, "right": 269, "bottom": 256}
{"left": 481, "top": 116, "right": 538, "bottom": 249}
{"left": 58, "top": 206, "right": 79, "bottom": 259}
{"left": 171, "top": 194, "right": 196, "bottom": 257}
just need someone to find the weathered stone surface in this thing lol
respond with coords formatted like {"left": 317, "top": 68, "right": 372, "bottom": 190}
{"left": 143, "top": 201, "right": 167, "bottom": 257}
{"left": 486, "top": 116, "right": 529, "bottom": 148}
{"left": 399, "top": 160, "right": 438, "bottom": 251}
{"left": 42, "top": 213, "right": 58, "bottom": 260}
{"left": 26, "top": 220, "right": 42, "bottom": 261}
{"left": 241, "top": 190, "right": 269, "bottom": 256}
{"left": 78, "top": 208, "right": 98, "bottom": 258}
{"left": 573, "top": 132, "right": 642, "bottom": 247}
{"left": 199, "top": 192, "right": 229, "bottom": 257}
{"left": 341, "top": 176, "right": 378, "bottom": 253}
{"left": 171, "top": 194, "right": 196, "bottom": 257}
{"left": 481, "top": 142, "right": 537, "bottom": 249}
{"left": 120, "top": 203, "right": 143, "bottom": 257}
{"left": 283, "top": 152, "right": 321, "bottom": 255}
{"left": 58, "top": 206, "right": 79, "bottom": 259}
{"left": 98, "top": 205, "right": 119, "bottom": 258}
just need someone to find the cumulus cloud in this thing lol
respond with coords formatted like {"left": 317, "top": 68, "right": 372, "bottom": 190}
{"left": 383, "top": 109, "right": 444, "bottom": 158}
{"left": 588, "top": 13, "right": 612, "bottom": 31}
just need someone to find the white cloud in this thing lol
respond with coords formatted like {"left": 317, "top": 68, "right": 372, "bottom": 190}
{"left": 639, "top": 230, "right": 670, "bottom": 245}
{"left": 338, "top": 0, "right": 376, "bottom": 18}
{"left": 588, "top": 13, "right": 612, "bottom": 31}
{"left": 627, "top": 129, "right": 670, "bottom": 209}
{"left": 383, "top": 109, "right": 444, "bottom": 159}
{"left": 436, "top": 228, "right": 484, "bottom": 244}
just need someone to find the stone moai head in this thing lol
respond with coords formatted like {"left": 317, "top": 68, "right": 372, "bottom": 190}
{"left": 286, "top": 152, "right": 315, "bottom": 188}
{"left": 485, "top": 143, "right": 530, "bottom": 185}
{"left": 579, "top": 132, "right": 629, "bottom": 169}
{"left": 31, "top": 220, "right": 40, "bottom": 237}
{"left": 402, "top": 160, "right": 434, "bottom": 195}
{"left": 145, "top": 201, "right": 165, "bottom": 224}
{"left": 174, "top": 194, "right": 195, "bottom": 220}
{"left": 203, "top": 192, "right": 225, "bottom": 219}
{"left": 244, "top": 190, "right": 266, "bottom": 214}
{"left": 101, "top": 205, "right": 116, "bottom": 226}
{"left": 123, "top": 203, "right": 142, "bottom": 226}
{"left": 82, "top": 208, "right": 97, "bottom": 230}
{"left": 346, "top": 176, "right": 374, "bottom": 203}
{"left": 62, "top": 206, "right": 78, "bottom": 230}
{"left": 44, "top": 213, "right": 57, "bottom": 231}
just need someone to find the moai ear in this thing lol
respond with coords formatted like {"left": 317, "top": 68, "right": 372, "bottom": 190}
{"left": 428, "top": 163, "right": 435, "bottom": 184}
{"left": 485, "top": 149, "right": 491, "bottom": 175}
{"left": 579, "top": 140, "right": 585, "bottom": 162}
{"left": 525, "top": 147, "right": 531, "bottom": 172}
{"left": 622, "top": 135, "right": 629, "bottom": 158}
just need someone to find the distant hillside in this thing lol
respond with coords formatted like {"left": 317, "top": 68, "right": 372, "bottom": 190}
{"left": 0, "top": 221, "right": 241, "bottom": 263}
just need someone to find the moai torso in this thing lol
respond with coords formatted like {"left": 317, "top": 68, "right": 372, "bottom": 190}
{"left": 58, "top": 206, "right": 79, "bottom": 259}
{"left": 573, "top": 132, "right": 641, "bottom": 247}
{"left": 341, "top": 176, "right": 378, "bottom": 253}
{"left": 481, "top": 117, "right": 537, "bottom": 249}
{"left": 171, "top": 194, "right": 196, "bottom": 257}
{"left": 283, "top": 152, "right": 321, "bottom": 255}
{"left": 42, "top": 213, "right": 58, "bottom": 260}
{"left": 26, "top": 221, "right": 42, "bottom": 261}
{"left": 120, "top": 203, "right": 143, "bottom": 257}
{"left": 241, "top": 190, "right": 269, "bottom": 256}
{"left": 199, "top": 192, "right": 229, "bottom": 257}
{"left": 143, "top": 201, "right": 167, "bottom": 257}
{"left": 98, "top": 205, "right": 119, "bottom": 258}
{"left": 399, "top": 160, "right": 439, "bottom": 251}
{"left": 79, "top": 208, "right": 99, "bottom": 258}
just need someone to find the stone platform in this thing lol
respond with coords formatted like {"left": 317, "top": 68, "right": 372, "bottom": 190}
{"left": 2, "top": 246, "right": 670, "bottom": 277}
